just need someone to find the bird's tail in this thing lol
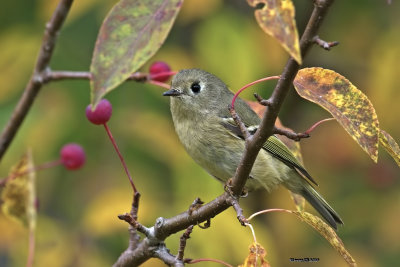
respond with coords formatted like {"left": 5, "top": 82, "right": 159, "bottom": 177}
{"left": 291, "top": 182, "right": 343, "bottom": 230}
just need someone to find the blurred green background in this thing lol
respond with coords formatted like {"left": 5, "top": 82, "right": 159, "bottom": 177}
{"left": 1, "top": 0, "right": 399, "bottom": 266}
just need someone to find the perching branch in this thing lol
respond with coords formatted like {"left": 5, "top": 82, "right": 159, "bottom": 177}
{"left": 114, "top": 1, "right": 336, "bottom": 266}
{"left": 0, "top": 0, "right": 74, "bottom": 162}
{"left": 229, "top": 0, "right": 336, "bottom": 196}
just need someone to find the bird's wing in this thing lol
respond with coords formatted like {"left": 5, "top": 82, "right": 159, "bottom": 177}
{"left": 220, "top": 117, "right": 318, "bottom": 186}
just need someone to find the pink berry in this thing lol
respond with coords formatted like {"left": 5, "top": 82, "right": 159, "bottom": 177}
{"left": 60, "top": 143, "right": 86, "bottom": 170}
{"left": 149, "top": 61, "right": 172, "bottom": 82}
{"left": 86, "top": 99, "right": 112, "bottom": 125}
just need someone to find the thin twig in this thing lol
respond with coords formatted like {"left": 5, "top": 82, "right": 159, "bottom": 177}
{"left": 0, "top": 0, "right": 74, "bottom": 162}
{"left": 228, "top": 105, "right": 251, "bottom": 139}
{"left": 228, "top": 197, "right": 248, "bottom": 225}
{"left": 313, "top": 35, "right": 339, "bottom": 50}
{"left": 231, "top": 76, "right": 280, "bottom": 109}
{"left": 128, "top": 192, "right": 141, "bottom": 250}
{"left": 176, "top": 225, "right": 194, "bottom": 261}
{"left": 273, "top": 126, "right": 310, "bottom": 141}
{"left": 254, "top": 93, "right": 272, "bottom": 107}
{"left": 117, "top": 213, "right": 151, "bottom": 236}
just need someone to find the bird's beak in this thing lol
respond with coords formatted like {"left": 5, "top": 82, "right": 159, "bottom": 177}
{"left": 163, "top": 89, "right": 182, "bottom": 97}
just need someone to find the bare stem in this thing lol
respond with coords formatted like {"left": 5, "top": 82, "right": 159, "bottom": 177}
{"left": 0, "top": 0, "right": 74, "bottom": 162}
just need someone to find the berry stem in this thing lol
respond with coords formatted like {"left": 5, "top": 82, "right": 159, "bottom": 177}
{"left": 147, "top": 80, "right": 171, "bottom": 89}
{"left": 231, "top": 76, "right": 280, "bottom": 109}
{"left": 103, "top": 123, "right": 137, "bottom": 193}
{"left": 149, "top": 71, "right": 177, "bottom": 80}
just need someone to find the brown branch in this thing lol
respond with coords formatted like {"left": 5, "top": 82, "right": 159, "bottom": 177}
{"left": 176, "top": 225, "right": 194, "bottom": 261}
{"left": 273, "top": 126, "right": 310, "bottom": 141}
{"left": 0, "top": 0, "right": 74, "bottom": 162}
{"left": 229, "top": 0, "right": 336, "bottom": 197}
{"left": 229, "top": 105, "right": 251, "bottom": 139}
{"left": 228, "top": 197, "right": 248, "bottom": 226}
{"left": 114, "top": 0, "right": 336, "bottom": 266}
{"left": 47, "top": 71, "right": 149, "bottom": 82}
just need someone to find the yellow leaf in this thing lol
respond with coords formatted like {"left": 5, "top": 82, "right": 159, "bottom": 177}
{"left": 293, "top": 211, "right": 357, "bottom": 267}
{"left": 1, "top": 150, "right": 36, "bottom": 230}
{"left": 294, "top": 68, "right": 379, "bottom": 163}
{"left": 239, "top": 242, "right": 271, "bottom": 267}
{"left": 379, "top": 129, "right": 400, "bottom": 167}
{"left": 247, "top": 0, "right": 301, "bottom": 64}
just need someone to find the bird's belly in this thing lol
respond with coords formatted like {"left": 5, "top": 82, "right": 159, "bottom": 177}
{"left": 177, "top": 123, "right": 293, "bottom": 192}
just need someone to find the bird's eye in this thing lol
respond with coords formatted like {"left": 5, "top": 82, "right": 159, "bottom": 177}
{"left": 190, "top": 82, "right": 201, "bottom": 94}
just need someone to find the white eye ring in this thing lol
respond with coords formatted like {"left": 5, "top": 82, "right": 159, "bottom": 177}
{"left": 190, "top": 82, "right": 201, "bottom": 94}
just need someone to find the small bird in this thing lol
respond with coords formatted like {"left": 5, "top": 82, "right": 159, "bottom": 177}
{"left": 163, "top": 69, "right": 343, "bottom": 229}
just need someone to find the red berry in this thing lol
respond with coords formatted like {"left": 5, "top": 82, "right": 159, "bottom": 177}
{"left": 149, "top": 61, "right": 172, "bottom": 82}
{"left": 60, "top": 143, "right": 86, "bottom": 170}
{"left": 86, "top": 99, "right": 112, "bottom": 125}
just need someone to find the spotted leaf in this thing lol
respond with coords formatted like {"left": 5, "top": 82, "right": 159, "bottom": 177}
{"left": 1, "top": 150, "right": 36, "bottom": 230}
{"left": 90, "top": 0, "right": 183, "bottom": 106}
{"left": 379, "top": 129, "right": 400, "bottom": 167}
{"left": 293, "top": 211, "right": 357, "bottom": 267}
{"left": 293, "top": 68, "right": 379, "bottom": 162}
{"left": 247, "top": 0, "right": 301, "bottom": 64}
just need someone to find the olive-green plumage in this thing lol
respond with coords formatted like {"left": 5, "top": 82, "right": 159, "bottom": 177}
{"left": 164, "top": 69, "right": 343, "bottom": 229}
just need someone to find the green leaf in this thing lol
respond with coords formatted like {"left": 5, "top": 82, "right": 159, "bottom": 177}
{"left": 379, "top": 129, "right": 400, "bottom": 167}
{"left": 1, "top": 150, "right": 36, "bottom": 230}
{"left": 90, "top": 0, "right": 183, "bottom": 106}
{"left": 293, "top": 68, "right": 379, "bottom": 163}
{"left": 246, "top": 0, "right": 301, "bottom": 64}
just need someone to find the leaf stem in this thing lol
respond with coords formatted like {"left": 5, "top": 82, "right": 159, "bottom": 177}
{"left": 247, "top": 208, "right": 292, "bottom": 221}
{"left": 187, "top": 258, "right": 233, "bottom": 267}
{"left": 304, "top": 117, "right": 335, "bottom": 135}
{"left": 231, "top": 76, "right": 280, "bottom": 108}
